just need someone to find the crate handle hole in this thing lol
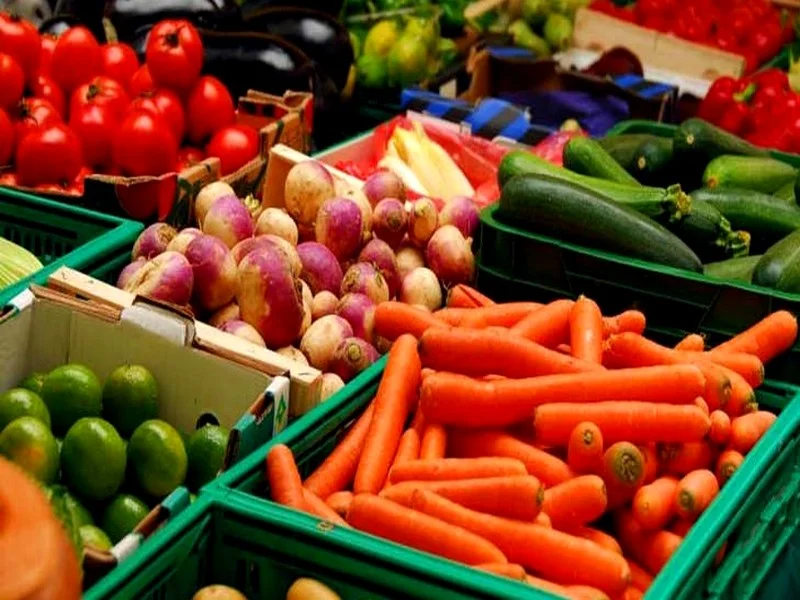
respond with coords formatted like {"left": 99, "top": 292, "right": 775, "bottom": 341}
{"left": 196, "top": 413, "right": 220, "bottom": 429}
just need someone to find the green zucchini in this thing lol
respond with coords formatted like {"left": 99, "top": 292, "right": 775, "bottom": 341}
{"left": 598, "top": 134, "right": 657, "bottom": 171}
{"left": 499, "top": 151, "right": 691, "bottom": 222}
{"left": 703, "top": 155, "right": 797, "bottom": 193}
{"left": 703, "top": 255, "right": 763, "bottom": 283}
{"left": 666, "top": 198, "right": 750, "bottom": 262}
{"left": 673, "top": 118, "right": 769, "bottom": 164}
{"left": 775, "top": 181, "right": 796, "bottom": 203}
{"left": 690, "top": 188, "right": 800, "bottom": 249}
{"left": 498, "top": 174, "right": 703, "bottom": 272}
{"left": 752, "top": 229, "right": 800, "bottom": 292}
{"left": 631, "top": 137, "right": 674, "bottom": 187}
{"left": 563, "top": 136, "right": 639, "bottom": 185}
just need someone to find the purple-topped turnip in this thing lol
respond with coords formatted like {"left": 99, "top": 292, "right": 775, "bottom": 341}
{"left": 358, "top": 238, "right": 400, "bottom": 299}
{"left": 132, "top": 223, "right": 178, "bottom": 261}
{"left": 396, "top": 245, "right": 425, "bottom": 281}
{"left": 209, "top": 302, "right": 239, "bottom": 327}
{"left": 426, "top": 225, "right": 475, "bottom": 287}
{"left": 363, "top": 170, "right": 405, "bottom": 206}
{"left": 315, "top": 197, "right": 363, "bottom": 261}
{"left": 277, "top": 346, "right": 308, "bottom": 365}
{"left": 219, "top": 320, "right": 266, "bottom": 348}
{"left": 231, "top": 235, "right": 301, "bottom": 276}
{"left": 312, "top": 291, "right": 338, "bottom": 320}
{"left": 202, "top": 195, "right": 254, "bottom": 249}
{"left": 116, "top": 258, "right": 147, "bottom": 289}
{"left": 400, "top": 267, "right": 442, "bottom": 311}
{"left": 371, "top": 198, "right": 407, "bottom": 249}
{"left": 255, "top": 208, "right": 298, "bottom": 245}
{"left": 185, "top": 234, "right": 238, "bottom": 311}
{"left": 296, "top": 242, "right": 343, "bottom": 295}
{"left": 166, "top": 228, "right": 202, "bottom": 255}
{"left": 335, "top": 293, "right": 375, "bottom": 343}
{"left": 340, "top": 263, "right": 389, "bottom": 305}
{"left": 408, "top": 198, "right": 438, "bottom": 247}
{"left": 340, "top": 187, "right": 373, "bottom": 243}
{"left": 122, "top": 251, "right": 193, "bottom": 306}
{"left": 320, "top": 373, "right": 345, "bottom": 401}
{"left": 195, "top": 181, "right": 235, "bottom": 227}
{"left": 300, "top": 315, "right": 353, "bottom": 371}
{"left": 330, "top": 337, "right": 379, "bottom": 382}
{"left": 284, "top": 160, "right": 336, "bottom": 227}
{"left": 440, "top": 195, "right": 479, "bottom": 239}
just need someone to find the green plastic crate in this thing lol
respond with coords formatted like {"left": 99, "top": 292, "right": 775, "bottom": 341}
{"left": 0, "top": 187, "right": 143, "bottom": 305}
{"left": 477, "top": 203, "right": 800, "bottom": 384}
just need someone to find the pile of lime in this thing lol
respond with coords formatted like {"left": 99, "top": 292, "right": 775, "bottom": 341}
{"left": 0, "top": 363, "right": 229, "bottom": 553}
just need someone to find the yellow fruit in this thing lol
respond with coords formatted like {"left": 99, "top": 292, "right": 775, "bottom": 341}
{"left": 363, "top": 20, "right": 399, "bottom": 58}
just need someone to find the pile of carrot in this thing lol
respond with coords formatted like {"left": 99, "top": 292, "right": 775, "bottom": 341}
{"left": 265, "top": 284, "right": 798, "bottom": 600}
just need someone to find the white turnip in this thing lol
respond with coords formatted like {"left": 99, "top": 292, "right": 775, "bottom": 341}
{"left": 312, "top": 291, "right": 339, "bottom": 320}
{"left": 396, "top": 245, "right": 425, "bottom": 282}
{"left": 400, "top": 267, "right": 442, "bottom": 311}
{"left": 300, "top": 315, "right": 353, "bottom": 371}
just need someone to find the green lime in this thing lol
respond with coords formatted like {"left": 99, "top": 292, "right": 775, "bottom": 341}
{"left": 363, "top": 20, "right": 399, "bottom": 57}
{"left": 61, "top": 418, "right": 126, "bottom": 501}
{"left": 79, "top": 524, "right": 113, "bottom": 552}
{"left": 18, "top": 372, "right": 46, "bottom": 395}
{"left": 0, "top": 416, "right": 59, "bottom": 483}
{"left": 0, "top": 388, "right": 51, "bottom": 431}
{"left": 387, "top": 35, "right": 429, "bottom": 87}
{"left": 48, "top": 484, "right": 96, "bottom": 527}
{"left": 41, "top": 364, "right": 103, "bottom": 435}
{"left": 101, "top": 494, "right": 149, "bottom": 544}
{"left": 128, "top": 420, "right": 187, "bottom": 498}
{"left": 186, "top": 425, "right": 230, "bottom": 490}
{"left": 102, "top": 364, "right": 159, "bottom": 438}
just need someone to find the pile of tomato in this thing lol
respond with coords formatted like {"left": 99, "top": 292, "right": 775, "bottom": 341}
{"left": 589, "top": 0, "right": 794, "bottom": 74}
{"left": 0, "top": 14, "right": 260, "bottom": 196}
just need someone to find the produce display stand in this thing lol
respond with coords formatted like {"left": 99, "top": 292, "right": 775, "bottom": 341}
{"left": 0, "top": 187, "right": 143, "bottom": 308}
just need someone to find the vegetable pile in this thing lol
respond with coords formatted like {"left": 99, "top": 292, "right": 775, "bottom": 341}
{"left": 262, "top": 287, "right": 797, "bottom": 598}
{"left": 0, "top": 15, "right": 260, "bottom": 195}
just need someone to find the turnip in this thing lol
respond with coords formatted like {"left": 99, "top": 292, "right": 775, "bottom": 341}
{"left": 195, "top": 181, "right": 235, "bottom": 227}
{"left": 166, "top": 228, "right": 203, "bottom": 255}
{"left": 426, "top": 225, "right": 475, "bottom": 287}
{"left": 440, "top": 195, "right": 479, "bottom": 239}
{"left": 116, "top": 258, "right": 147, "bottom": 289}
{"left": 312, "top": 291, "right": 338, "bottom": 320}
{"left": 122, "top": 251, "right": 193, "bottom": 306}
{"left": 371, "top": 198, "right": 407, "bottom": 249}
{"left": 237, "top": 246, "right": 305, "bottom": 349}
{"left": 255, "top": 208, "right": 298, "bottom": 245}
{"left": 363, "top": 170, "right": 405, "bottom": 206}
{"left": 242, "top": 193, "right": 264, "bottom": 222}
{"left": 299, "top": 301, "right": 312, "bottom": 339}
{"left": 335, "top": 293, "right": 375, "bottom": 343}
{"left": 300, "top": 281, "right": 313, "bottom": 310}
{"left": 375, "top": 335, "right": 392, "bottom": 354}
{"left": 132, "top": 223, "right": 178, "bottom": 261}
{"left": 330, "top": 337, "right": 379, "bottom": 382}
{"left": 396, "top": 245, "right": 425, "bottom": 281}
{"left": 339, "top": 186, "right": 373, "bottom": 243}
{"left": 209, "top": 302, "right": 239, "bottom": 327}
{"left": 315, "top": 197, "right": 363, "bottom": 261}
{"left": 408, "top": 198, "right": 438, "bottom": 247}
{"left": 296, "top": 242, "right": 343, "bottom": 295}
{"left": 300, "top": 315, "right": 353, "bottom": 371}
{"left": 202, "top": 195, "right": 254, "bottom": 249}
{"left": 219, "top": 320, "right": 266, "bottom": 348}
{"left": 185, "top": 234, "right": 238, "bottom": 311}
{"left": 340, "top": 263, "right": 389, "bottom": 305}
{"left": 358, "top": 238, "right": 400, "bottom": 299}
{"left": 400, "top": 267, "right": 442, "bottom": 311}
{"left": 277, "top": 346, "right": 308, "bottom": 365}
{"left": 320, "top": 373, "right": 345, "bottom": 401}
{"left": 284, "top": 160, "right": 336, "bottom": 228}
{"left": 231, "top": 235, "right": 301, "bottom": 276}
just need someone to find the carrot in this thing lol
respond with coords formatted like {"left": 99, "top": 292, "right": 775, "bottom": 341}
{"left": 419, "top": 327, "right": 603, "bottom": 380}
{"left": 381, "top": 475, "right": 544, "bottom": 521}
{"left": 674, "top": 334, "right": 705, "bottom": 352}
{"left": 708, "top": 410, "right": 731, "bottom": 446}
{"left": 324, "top": 491, "right": 353, "bottom": 518}
{"left": 460, "top": 303, "right": 544, "bottom": 329}
{"left": 711, "top": 310, "right": 798, "bottom": 364}
{"left": 615, "top": 510, "right": 681, "bottom": 575}
{"left": 626, "top": 559, "right": 653, "bottom": 592}
{"left": 557, "top": 344, "right": 572, "bottom": 355}
{"left": 716, "top": 449, "right": 744, "bottom": 486}
{"left": 410, "top": 409, "right": 426, "bottom": 434}
{"left": 670, "top": 519, "right": 692, "bottom": 537}
{"left": 694, "top": 397, "right": 709, "bottom": 415}
{"left": 638, "top": 444, "right": 658, "bottom": 485}
{"left": 719, "top": 366, "right": 757, "bottom": 417}
{"left": 420, "top": 367, "right": 435, "bottom": 380}
{"left": 525, "top": 574, "right": 575, "bottom": 597}
{"left": 406, "top": 490, "right": 631, "bottom": 595}
{"left": 533, "top": 402, "right": 711, "bottom": 446}
{"left": 304, "top": 404, "right": 375, "bottom": 499}
{"left": 476, "top": 563, "right": 527, "bottom": 580}
{"left": 384, "top": 429, "right": 421, "bottom": 487}
{"left": 510, "top": 299, "right": 575, "bottom": 347}
{"left": 659, "top": 442, "right": 712, "bottom": 475}
{"left": 567, "top": 526, "right": 623, "bottom": 555}
{"left": 542, "top": 475, "right": 607, "bottom": 529}
{"left": 419, "top": 425, "right": 447, "bottom": 460}
{"left": 448, "top": 430, "right": 573, "bottom": 486}
{"left": 374, "top": 302, "right": 448, "bottom": 341}
{"left": 433, "top": 307, "right": 473, "bottom": 326}
{"left": 267, "top": 444, "right": 308, "bottom": 512}
{"left": 566, "top": 585, "right": 612, "bottom": 600}
{"left": 346, "top": 494, "right": 507, "bottom": 565}
{"left": 602, "top": 310, "right": 646, "bottom": 337}
{"left": 619, "top": 586, "right": 644, "bottom": 600}
{"left": 693, "top": 352, "right": 764, "bottom": 387}
{"left": 632, "top": 476, "right": 679, "bottom": 530}
{"left": 730, "top": 411, "right": 777, "bottom": 453}
{"left": 421, "top": 365, "right": 706, "bottom": 429}
{"left": 675, "top": 469, "right": 719, "bottom": 521}
{"left": 301, "top": 489, "right": 348, "bottom": 526}
{"left": 389, "top": 457, "right": 527, "bottom": 484}
{"left": 536, "top": 512, "right": 553, "bottom": 528}
{"left": 603, "top": 443, "right": 645, "bottom": 509}
{"left": 570, "top": 296, "right": 604, "bottom": 364}
{"left": 446, "top": 284, "right": 495, "bottom": 308}
{"left": 355, "top": 335, "right": 420, "bottom": 494}
{"left": 568, "top": 422, "right": 604, "bottom": 475}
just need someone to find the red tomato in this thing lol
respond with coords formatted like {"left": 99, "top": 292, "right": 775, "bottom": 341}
{"left": 14, "top": 97, "right": 62, "bottom": 144}
{"left": 205, "top": 125, "right": 259, "bottom": 175}
{"left": 145, "top": 20, "right": 203, "bottom": 92}
{"left": 0, "top": 53, "right": 23, "bottom": 110}
{"left": 129, "top": 89, "right": 185, "bottom": 143}
{"left": 0, "top": 13, "right": 40, "bottom": 81}
{"left": 113, "top": 110, "right": 178, "bottom": 177}
{"left": 0, "top": 108, "right": 13, "bottom": 165}
{"left": 15, "top": 123, "right": 83, "bottom": 187}
{"left": 176, "top": 146, "right": 205, "bottom": 171}
{"left": 69, "top": 103, "right": 118, "bottom": 169}
{"left": 70, "top": 76, "right": 130, "bottom": 121}
{"left": 130, "top": 64, "right": 156, "bottom": 96}
{"left": 30, "top": 74, "right": 66, "bottom": 118}
{"left": 38, "top": 34, "right": 58, "bottom": 77}
{"left": 100, "top": 42, "right": 139, "bottom": 91}
{"left": 0, "top": 171, "right": 17, "bottom": 186}
{"left": 186, "top": 76, "right": 234, "bottom": 144}
{"left": 51, "top": 26, "right": 101, "bottom": 94}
